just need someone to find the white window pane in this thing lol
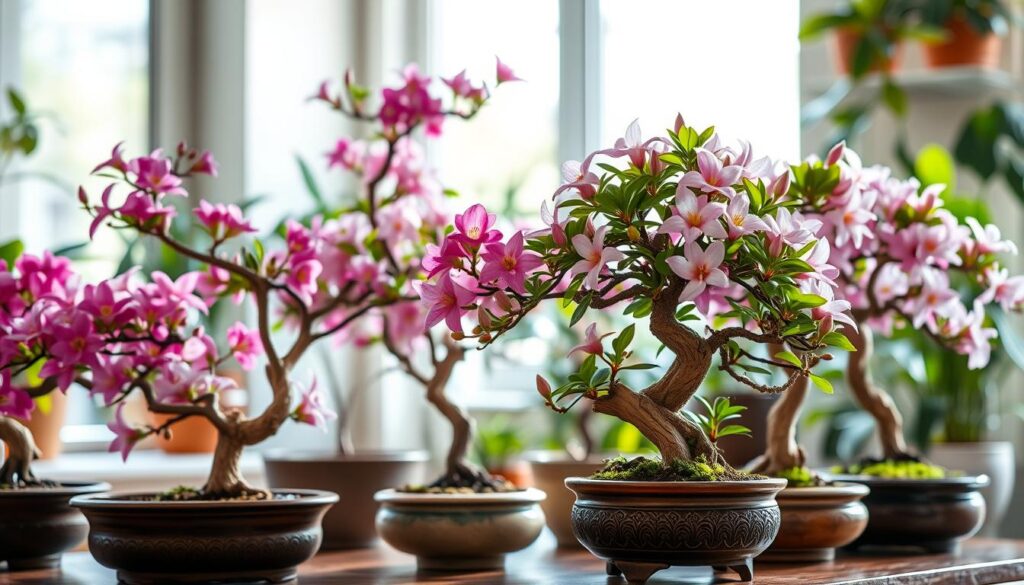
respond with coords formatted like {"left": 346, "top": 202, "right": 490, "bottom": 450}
{"left": 600, "top": 0, "right": 800, "bottom": 160}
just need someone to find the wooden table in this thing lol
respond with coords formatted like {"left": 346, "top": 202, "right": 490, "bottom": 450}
{"left": 3, "top": 536, "right": 1024, "bottom": 584}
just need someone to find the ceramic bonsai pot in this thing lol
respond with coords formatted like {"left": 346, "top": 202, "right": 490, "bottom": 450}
{"left": 760, "top": 482, "right": 869, "bottom": 562}
{"left": 565, "top": 477, "right": 785, "bottom": 583}
{"left": 834, "top": 474, "right": 988, "bottom": 554}
{"left": 263, "top": 449, "right": 428, "bottom": 549}
{"left": 71, "top": 489, "right": 337, "bottom": 584}
{"left": 374, "top": 487, "right": 545, "bottom": 571}
{"left": 0, "top": 481, "right": 110, "bottom": 571}
{"left": 930, "top": 441, "right": 1013, "bottom": 535}
{"left": 525, "top": 452, "right": 605, "bottom": 547}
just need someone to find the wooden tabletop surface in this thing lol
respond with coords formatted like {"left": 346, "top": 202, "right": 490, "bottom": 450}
{"left": 3, "top": 535, "right": 1024, "bottom": 584}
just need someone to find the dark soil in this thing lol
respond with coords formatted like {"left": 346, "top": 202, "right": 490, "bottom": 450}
{"left": 400, "top": 467, "right": 521, "bottom": 494}
{"left": 591, "top": 455, "right": 763, "bottom": 481}
{"left": 121, "top": 486, "right": 295, "bottom": 502}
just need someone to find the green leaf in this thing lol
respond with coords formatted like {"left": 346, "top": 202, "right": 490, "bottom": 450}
{"left": 809, "top": 373, "right": 834, "bottom": 394}
{"left": 881, "top": 79, "right": 907, "bottom": 117}
{"left": 954, "top": 105, "right": 1003, "bottom": 181}
{"left": 618, "top": 363, "right": 658, "bottom": 371}
{"left": 788, "top": 290, "right": 827, "bottom": 310}
{"left": 612, "top": 324, "right": 635, "bottom": 357}
{"left": 0, "top": 239, "right": 24, "bottom": 265}
{"left": 716, "top": 424, "right": 752, "bottom": 438}
{"left": 569, "top": 293, "right": 592, "bottom": 326}
{"left": 914, "top": 143, "right": 956, "bottom": 191}
{"left": 295, "top": 155, "right": 326, "bottom": 210}
{"left": 7, "top": 88, "right": 26, "bottom": 116}
{"left": 775, "top": 350, "right": 802, "bottom": 368}
{"left": 822, "top": 331, "right": 857, "bottom": 351}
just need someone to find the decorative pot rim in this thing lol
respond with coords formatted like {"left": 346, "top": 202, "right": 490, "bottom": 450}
{"left": 777, "top": 481, "right": 869, "bottom": 498}
{"left": 262, "top": 449, "right": 430, "bottom": 463}
{"left": 70, "top": 488, "right": 338, "bottom": 509}
{"left": 0, "top": 480, "right": 111, "bottom": 497}
{"left": 565, "top": 476, "right": 787, "bottom": 496}
{"left": 374, "top": 487, "right": 546, "bottom": 505}
{"left": 830, "top": 473, "right": 989, "bottom": 489}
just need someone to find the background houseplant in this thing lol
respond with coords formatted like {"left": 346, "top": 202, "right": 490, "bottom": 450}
{"left": 424, "top": 117, "right": 855, "bottom": 583}
{"left": 918, "top": 0, "right": 1011, "bottom": 68}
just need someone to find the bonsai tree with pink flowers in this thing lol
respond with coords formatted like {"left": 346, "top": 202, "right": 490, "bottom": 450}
{"left": 422, "top": 117, "right": 858, "bottom": 474}
{"left": 753, "top": 143, "right": 1024, "bottom": 477}
{"left": 0, "top": 61, "right": 514, "bottom": 499}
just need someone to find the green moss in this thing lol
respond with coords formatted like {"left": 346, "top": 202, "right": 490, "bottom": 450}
{"left": 590, "top": 455, "right": 762, "bottom": 482}
{"left": 833, "top": 458, "right": 949, "bottom": 479}
{"left": 774, "top": 466, "right": 824, "bottom": 488}
{"left": 154, "top": 485, "right": 202, "bottom": 501}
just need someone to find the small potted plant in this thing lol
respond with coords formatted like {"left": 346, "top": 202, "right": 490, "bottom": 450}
{"left": 917, "top": 0, "right": 1010, "bottom": 69}
{"left": 42, "top": 140, "right": 381, "bottom": 583}
{"left": 805, "top": 142, "right": 1023, "bottom": 553}
{"left": 423, "top": 118, "right": 858, "bottom": 583}
{"left": 264, "top": 62, "right": 513, "bottom": 550}
{"left": 0, "top": 252, "right": 111, "bottom": 570}
{"left": 800, "top": 0, "right": 921, "bottom": 78}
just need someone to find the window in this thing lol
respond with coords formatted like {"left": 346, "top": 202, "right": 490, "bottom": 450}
{"left": 0, "top": 0, "right": 150, "bottom": 437}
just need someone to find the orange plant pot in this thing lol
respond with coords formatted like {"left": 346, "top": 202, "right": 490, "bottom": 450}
{"left": 832, "top": 27, "right": 903, "bottom": 76}
{"left": 148, "top": 412, "right": 219, "bottom": 454}
{"left": 487, "top": 460, "right": 533, "bottom": 489}
{"left": 13, "top": 391, "right": 68, "bottom": 460}
{"left": 922, "top": 16, "right": 1001, "bottom": 69}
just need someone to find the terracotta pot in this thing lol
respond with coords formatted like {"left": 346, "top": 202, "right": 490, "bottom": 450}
{"left": 15, "top": 391, "right": 68, "bottom": 460}
{"left": 525, "top": 453, "right": 605, "bottom": 547}
{"left": 923, "top": 16, "right": 1001, "bottom": 69}
{"left": 833, "top": 27, "right": 903, "bottom": 76}
{"left": 374, "top": 488, "right": 545, "bottom": 571}
{"left": 148, "top": 413, "right": 219, "bottom": 454}
{"left": 929, "top": 441, "right": 1013, "bottom": 536}
{"left": 565, "top": 477, "right": 785, "bottom": 583}
{"left": 760, "top": 482, "right": 869, "bottom": 562}
{"left": 487, "top": 459, "right": 532, "bottom": 488}
{"left": 834, "top": 474, "right": 988, "bottom": 553}
{"left": 0, "top": 481, "right": 110, "bottom": 571}
{"left": 715, "top": 393, "right": 777, "bottom": 468}
{"left": 70, "top": 489, "right": 337, "bottom": 584}
{"left": 262, "top": 450, "right": 428, "bottom": 549}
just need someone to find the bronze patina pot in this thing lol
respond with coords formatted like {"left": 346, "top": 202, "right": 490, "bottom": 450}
{"left": 71, "top": 489, "right": 337, "bottom": 584}
{"left": 0, "top": 481, "right": 110, "bottom": 571}
{"left": 760, "top": 482, "right": 869, "bottom": 562}
{"left": 565, "top": 477, "right": 785, "bottom": 583}
{"left": 834, "top": 474, "right": 988, "bottom": 554}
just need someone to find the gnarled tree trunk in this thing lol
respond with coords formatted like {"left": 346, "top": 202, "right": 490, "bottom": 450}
{"left": 0, "top": 415, "right": 41, "bottom": 486}
{"left": 750, "top": 344, "right": 808, "bottom": 474}
{"left": 844, "top": 323, "right": 908, "bottom": 458}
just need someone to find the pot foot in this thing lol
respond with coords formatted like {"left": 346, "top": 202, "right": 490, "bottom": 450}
{"left": 713, "top": 558, "right": 753, "bottom": 581}
{"left": 5, "top": 554, "right": 61, "bottom": 571}
{"left": 116, "top": 568, "right": 298, "bottom": 585}
{"left": 606, "top": 561, "right": 621, "bottom": 576}
{"left": 758, "top": 547, "right": 835, "bottom": 563}
{"left": 417, "top": 555, "right": 504, "bottom": 572}
{"left": 612, "top": 560, "right": 669, "bottom": 583}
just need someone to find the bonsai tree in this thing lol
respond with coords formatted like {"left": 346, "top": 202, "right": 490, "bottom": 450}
{"left": 753, "top": 142, "right": 1024, "bottom": 477}
{"left": 303, "top": 60, "right": 522, "bottom": 491}
{"left": 0, "top": 60, "right": 513, "bottom": 499}
{"left": 421, "top": 117, "right": 861, "bottom": 473}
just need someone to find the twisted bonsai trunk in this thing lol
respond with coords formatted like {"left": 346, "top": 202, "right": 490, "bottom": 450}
{"left": 750, "top": 344, "right": 808, "bottom": 474}
{"left": 844, "top": 323, "right": 909, "bottom": 458}
{"left": 0, "top": 415, "right": 41, "bottom": 486}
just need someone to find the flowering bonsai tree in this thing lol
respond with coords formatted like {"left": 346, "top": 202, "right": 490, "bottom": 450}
{"left": 422, "top": 117, "right": 858, "bottom": 474}
{"left": 309, "top": 60, "right": 521, "bottom": 492}
{"left": 754, "top": 143, "right": 1024, "bottom": 476}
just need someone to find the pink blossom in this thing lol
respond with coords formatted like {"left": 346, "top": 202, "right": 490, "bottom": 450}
{"left": 802, "top": 279, "right": 856, "bottom": 330}
{"left": 677, "top": 149, "right": 743, "bottom": 198}
{"left": 553, "top": 160, "right": 600, "bottom": 200}
{"left": 326, "top": 138, "right": 365, "bottom": 171}
{"left": 79, "top": 282, "right": 135, "bottom": 327}
{"left": 571, "top": 226, "right": 625, "bottom": 290}
{"left": 723, "top": 196, "right": 769, "bottom": 239}
{"left": 384, "top": 302, "right": 426, "bottom": 354}
{"left": 614, "top": 119, "right": 648, "bottom": 169}
{"left": 453, "top": 204, "right": 501, "bottom": 248}
{"left": 422, "top": 272, "right": 476, "bottom": 333}
{"left": 0, "top": 376, "right": 33, "bottom": 419}
{"left": 872, "top": 263, "right": 909, "bottom": 305}
{"left": 291, "top": 377, "right": 337, "bottom": 431}
{"left": 824, "top": 141, "right": 845, "bottom": 167}
{"left": 479, "top": 231, "right": 544, "bottom": 295}
{"left": 151, "top": 271, "right": 208, "bottom": 314}
{"left": 495, "top": 57, "right": 522, "bottom": 85}
{"left": 659, "top": 192, "right": 727, "bottom": 241}
{"left": 194, "top": 200, "right": 257, "bottom": 241}
{"left": 117, "top": 191, "right": 177, "bottom": 231}
{"left": 40, "top": 311, "right": 102, "bottom": 389}
{"left": 567, "top": 323, "right": 611, "bottom": 358}
{"left": 91, "top": 355, "right": 134, "bottom": 406}
{"left": 423, "top": 239, "right": 468, "bottom": 278}
{"left": 130, "top": 154, "right": 186, "bottom": 196}
{"left": 91, "top": 142, "right": 129, "bottom": 174}
{"left": 442, "top": 69, "right": 473, "bottom": 97}
{"left": 153, "top": 361, "right": 205, "bottom": 405}
{"left": 824, "top": 189, "right": 876, "bottom": 249}
{"left": 540, "top": 200, "right": 569, "bottom": 247}
{"left": 763, "top": 208, "right": 822, "bottom": 256}
{"left": 88, "top": 185, "right": 117, "bottom": 239}
{"left": 190, "top": 151, "right": 219, "bottom": 176}
{"left": 666, "top": 241, "right": 729, "bottom": 302}
{"left": 905, "top": 269, "right": 959, "bottom": 328}
{"left": 107, "top": 404, "right": 143, "bottom": 462}
{"left": 227, "top": 322, "right": 264, "bottom": 371}
{"left": 980, "top": 266, "right": 1024, "bottom": 311}
{"left": 285, "top": 259, "right": 323, "bottom": 303}
{"left": 967, "top": 217, "right": 1018, "bottom": 256}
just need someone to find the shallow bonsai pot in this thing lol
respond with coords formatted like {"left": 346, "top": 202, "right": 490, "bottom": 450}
{"left": 566, "top": 477, "right": 785, "bottom": 583}
{"left": 71, "top": 489, "right": 337, "bottom": 584}
{"left": 760, "top": 482, "right": 869, "bottom": 562}
{"left": 374, "top": 487, "right": 545, "bottom": 571}
{"left": 525, "top": 452, "right": 605, "bottom": 547}
{"left": 263, "top": 449, "right": 428, "bottom": 549}
{"left": 833, "top": 474, "right": 988, "bottom": 554}
{"left": 0, "top": 481, "right": 110, "bottom": 571}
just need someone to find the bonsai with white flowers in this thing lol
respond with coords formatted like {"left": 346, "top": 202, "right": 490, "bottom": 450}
{"left": 421, "top": 117, "right": 859, "bottom": 582}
